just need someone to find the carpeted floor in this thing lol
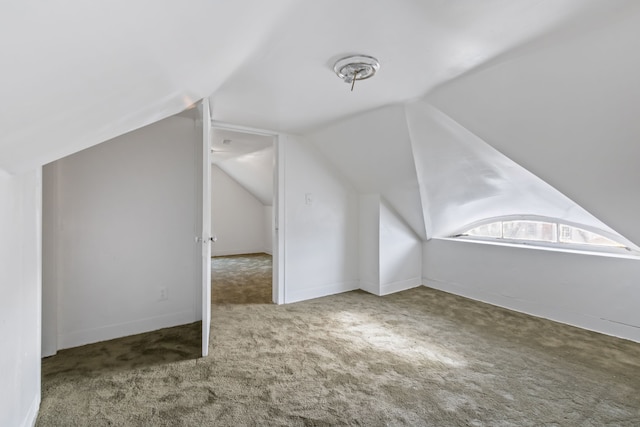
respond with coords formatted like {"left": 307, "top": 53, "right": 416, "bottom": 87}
{"left": 37, "top": 254, "right": 640, "bottom": 426}
{"left": 211, "top": 253, "right": 272, "bottom": 304}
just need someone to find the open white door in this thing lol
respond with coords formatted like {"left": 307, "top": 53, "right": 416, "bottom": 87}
{"left": 200, "top": 100, "right": 212, "bottom": 357}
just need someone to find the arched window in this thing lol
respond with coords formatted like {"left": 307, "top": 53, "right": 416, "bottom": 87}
{"left": 452, "top": 217, "right": 637, "bottom": 255}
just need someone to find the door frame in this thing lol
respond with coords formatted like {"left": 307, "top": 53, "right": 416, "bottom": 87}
{"left": 210, "top": 121, "right": 285, "bottom": 304}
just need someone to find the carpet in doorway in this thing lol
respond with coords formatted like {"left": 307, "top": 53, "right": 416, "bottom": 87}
{"left": 211, "top": 253, "right": 272, "bottom": 304}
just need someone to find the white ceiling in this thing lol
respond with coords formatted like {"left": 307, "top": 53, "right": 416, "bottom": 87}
{"left": 210, "top": 0, "right": 624, "bottom": 133}
{"left": 0, "top": 0, "right": 294, "bottom": 173}
{"left": 2, "top": 0, "right": 638, "bottom": 246}
{"left": 211, "top": 129, "right": 273, "bottom": 164}
{"left": 1, "top": 0, "right": 625, "bottom": 173}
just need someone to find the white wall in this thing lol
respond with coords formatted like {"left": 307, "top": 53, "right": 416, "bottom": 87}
{"left": 358, "top": 195, "right": 422, "bottom": 296}
{"left": 379, "top": 201, "right": 422, "bottom": 295}
{"left": 43, "top": 114, "right": 201, "bottom": 350}
{"left": 211, "top": 165, "right": 268, "bottom": 256}
{"left": 282, "top": 135, "right": 359, "bottom": 303}
{"left": 0, "top": 168, "right": 42, "bottom": 427}
{"left": 358, "top": 194, "right": 380, "bottom": 294}
{"left": 423, "top": 238, "right": 640, "bottom": 343}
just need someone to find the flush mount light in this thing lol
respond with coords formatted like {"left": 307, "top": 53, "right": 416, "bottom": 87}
{"left": 333, "top": 55, "right": 380, "bottom": 91}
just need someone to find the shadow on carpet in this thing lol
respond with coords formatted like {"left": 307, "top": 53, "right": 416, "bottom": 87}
{"left": 41, "top": 322, "right": 201, "bottom": 380}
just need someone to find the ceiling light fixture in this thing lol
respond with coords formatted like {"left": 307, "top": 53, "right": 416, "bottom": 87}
{"left": 333, "top": 55, "right": 380, "bottom": 92}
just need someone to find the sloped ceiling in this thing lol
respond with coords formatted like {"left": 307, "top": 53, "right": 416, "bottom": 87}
{"left": 2, "top": 0, "right": 638, "bottom": 246}
{"left": 210, "top": 0, "right": 623, "bottom": 133}
{"left": 211, "top": 129, "right": 274, "bottom": 206}
{"left": 214, "top": 148, "right": 274, "bottom": 206}
{"left": 1, "top": 0, "right": 623, "bottom": 173}
{"left": 0, "top": 0, "right": 294, "bottom": 173}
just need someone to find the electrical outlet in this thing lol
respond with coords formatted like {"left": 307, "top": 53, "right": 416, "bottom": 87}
{"left": 159, "top": 287, "right": 168, "bottom": 301}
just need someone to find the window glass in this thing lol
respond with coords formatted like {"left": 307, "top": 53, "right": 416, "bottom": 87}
{"left": 459, "top": 219, "right": 627, "bottom": 251}
{"left": 465, "top": 222, "right": 502, "bottom": 238}
{"left": 503, "top": 220, "right": 557, "bottom": 242}
{"left": 558, "top": 224, "right": 623, "bottom": 247}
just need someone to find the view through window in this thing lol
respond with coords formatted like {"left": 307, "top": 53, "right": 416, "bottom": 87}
{"left": 459, "top": 219, "right": 626, "bottom": 249}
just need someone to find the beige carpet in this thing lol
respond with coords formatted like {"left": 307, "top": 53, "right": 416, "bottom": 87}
{"left": 37, "top": 254, "right": 640, "bottom": 426}
{"left": 211, "top": 253, "right": 272, "bottom": 304}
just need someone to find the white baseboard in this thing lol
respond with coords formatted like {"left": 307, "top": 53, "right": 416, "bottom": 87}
{"left": 285, "top": 281, "right": 359, "bottom": 304}
{"left": 380, "top": 276, "right": 422, "bottom": 296}
{"left": 423, "top": 278, "right": 640, "bottom": 344}
{"left": 58, "top": 309, "right": 196, "bottom": 350}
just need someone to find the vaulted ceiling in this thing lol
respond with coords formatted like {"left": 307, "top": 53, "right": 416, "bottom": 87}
{"left": 3, "top": 0, "right": 631, "bottom": 172}
{"left": 2, "top": 0, "right": 639, "bottom": 246}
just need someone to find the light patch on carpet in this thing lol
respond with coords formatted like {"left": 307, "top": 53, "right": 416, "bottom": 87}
{"left": 332, "top": 310, "right": 467, "bottom": 368}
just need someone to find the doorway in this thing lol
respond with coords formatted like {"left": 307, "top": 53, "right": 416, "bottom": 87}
{"left": 209, "top": 125, "right": 282, "bottom": 305}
